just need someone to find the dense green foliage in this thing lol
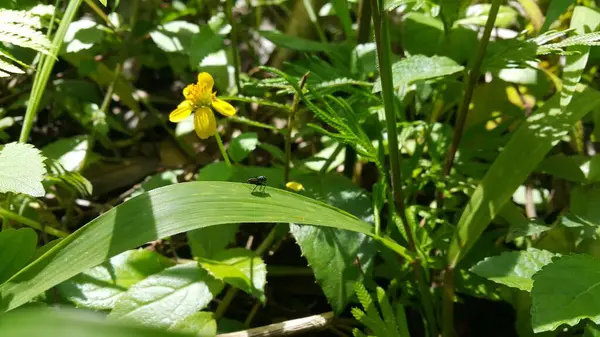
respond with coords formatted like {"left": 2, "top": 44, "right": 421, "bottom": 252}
{"left": 1, "top": 0, "right": 600, "bottom": 336}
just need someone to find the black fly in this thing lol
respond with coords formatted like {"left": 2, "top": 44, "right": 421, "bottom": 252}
{"left": 247, "top": 176, "right": 267, "bottom": 193}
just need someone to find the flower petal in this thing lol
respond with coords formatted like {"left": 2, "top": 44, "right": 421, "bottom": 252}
{"left": 169, "top": 101, "right": 193, "bottom": 122}
{"left": 211, "top": 97, "right": 237, "bottom": 117}
{"left": 197, "top": 72, "right": 214, "bottom": 92}
{"left": 194, "top": 106, "right": 217, "bottom": 139}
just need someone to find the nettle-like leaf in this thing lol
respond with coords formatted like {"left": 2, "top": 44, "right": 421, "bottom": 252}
{"left": 198, "top": 248, "right": 267, "bottom": 303}
{"left": 0, "top": 6, "right": 53, "bottom": 77}
{"left": 228, "top": 132, "right": 260, "bottom": 163}
{"left": 531, "top": 254, "right": 600, "bottom": 333}
{"left": 372, "top": 55, "right": 464, "bottom": 96}
{"left": 0, "top": 142, "right": 47, "bottom": 197}
{"left": 109, "top": 262, "right": 224, "bottom": 328}
{"left": 469, "top": 248, "right": 557, "bottom": 292}
{"left": 168, "top": 312, "right": 216, "bottom": 336}
{"left": 57, "top": 249, "right": 175, "bottom": 310}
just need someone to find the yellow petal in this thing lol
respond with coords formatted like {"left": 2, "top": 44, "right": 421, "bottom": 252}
{"left": 211, "top": 96, "right": 237, "bottom": 117}
{"left": 169, "top": 101, "right": 193, "bottom": 122}
{"left": 285, "top": 181, "right": 305, "bottom": 192}
{"left": 194, "top": 106, "right": 217, "bottom": 139}
{"left": 197, "top": 72, "right": 214, "bottom": 92}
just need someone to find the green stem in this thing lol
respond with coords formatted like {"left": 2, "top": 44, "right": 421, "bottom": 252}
{"left": 302, "top": 0, "right": 327, "bottom": 43}
{"left": 370, "top": 0, "right": 437, "bottom": 335}
{"left": 225, "top": 0, "right": 242, "bottom": 93}
{"left": 214, "top": 225, "right": 280, "bottom": 319}
{"left": 19, "top": 0, "right": 84, "bottom": 143}
{"left": 319, "top": 143, "right": 344, "bottom": 175}
{"left": 0, "top": 207, "right": 69, "bottom": 238}
{"left": 284, "top": 72, "right": 310, "bottom": 183}
{"left": 441, "top": 2, "right": 502, "bottom": 336}
{"left": 214, "top": 131, "right": 232, "bottom": 167}
{"left": 442, "top": 0, "right": 502, "bottom": 177}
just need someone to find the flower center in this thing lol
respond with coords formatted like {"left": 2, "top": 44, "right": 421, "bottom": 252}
{"left": 183, "top": 83, "right": 212, "bottom": 107}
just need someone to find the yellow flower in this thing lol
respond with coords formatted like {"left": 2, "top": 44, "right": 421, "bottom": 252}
{"left": 169, "top": 72, "right": 236, "bottom": 139}
{"left": 285, "top": 181, "right": 305, "bottom": 192}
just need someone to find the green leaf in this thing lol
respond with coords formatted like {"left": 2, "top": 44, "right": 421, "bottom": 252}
{"left": 150, "top": 21, "right": 199, "bottom": 53}
{"left": 372, "top": 55, "right": 464, "bottom": 94}
{"left": 0, "top": 307, "right": 197, "bottom": 337}
{"left": 330, "top": 0, "right": 352, "bottom": 39}
{"left": 42, "top": 136, "right": 89, "bottom": 172}
{"left": 198, "top": 248, "right": 266, "bottom": 302}
{"left": 169, "top": 312, "right": 216, "bottom": 336}
{"left": 228, "top": 132, "right": 260, "bottom": 163}
{"left": 289, "top": 174, "right": 376, "bottom": 314}
{"left": 258, "top": 30, "right": 340, "bottom": 52}
{"left": 187, "top": 223, "right": 239, "bottom": 259}
{"left": 535, "top": 154, "right": 588, "bottom": 182}
{"left": 0, "top": 142, "right": 47, "bottom": 197}
{"left": 559, "top": 7, "right": 600, "bottom": 108}
{"left": 57, "top": 249, "right": 175, "bottom": 310}
{"left": 63, "top": 19, "right": 105, "bottom": 53}
{"left": 1, "top": 181, "right": 402, "bottom": 313}
{"left": 130, "top": 170, "right": 182, "bottom": 199}
{"left": 541, "top": 0, "right": 576, "bottom": 33}
{"left": 531, "top": 254, "right": 600, "bottom": 332}
{"left": 110, "top": 262, "right": 223, "bottom": 328}
{"left": 98, "top": 0, "right": 107, "bottom": 5}
{"left": 469, "top": 248, "right": 556, "bottom": 292}
{"left": 0, "top": 228, "right": 37, "bottom": 284}
{"left": 569, "top": 185, "right": 600, "bottom": 225}
{"left": 189, "top": 24, "right": 225, "bottom": 69}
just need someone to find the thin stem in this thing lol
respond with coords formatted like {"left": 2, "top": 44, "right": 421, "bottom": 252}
{"left": 441, "top": 2, "right": 502, "bottom": 336}
{"left": 442, "top": 0, "right": 502, "bottom": 177}
{"left": 319, "top": 143, "right": 344, "bottom": 175}
{"left": 225, "top": 0, "right": 242, "bottom": 93}
{"left": 19, "top": 0, "right": 84, "bottom": 143}
{"left": 302, "top": 0, "right": 327, "bottom": 43}
{"left": 84, "top": 0, "right": 115, "bottom": 29}
{"left": 214, "top": 131, "right": 232, "bottom": 167}
{"left": 284, "top": 72, "right": 310, "bottom": 183}
{"left": 0, "top": 206, "right": 69, "bottom": 238}
{"left": 214, "top": 225, "right": 280, "bottom": 319}
{"left": 370, "top": 0, "right": 437, "bottom": 335}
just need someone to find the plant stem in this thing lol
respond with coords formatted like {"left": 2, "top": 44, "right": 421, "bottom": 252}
{"left": 284, "top": 72, "right": 310, "bottom": 183}
{"left": 225, "top": 0, "right": 242, "bottom": 93}
{"left": 214, "top": 225, "right": 280, "bottom": 320}
{"left": 441, "top": 2, "right": 502, "bottom": 336}
{"left": 215, "top": 131, "right": 232, "bottom": 167}
{"left": 0, "top": 207, "right": 69, "bottom": 238}
{"left": 442, "top": 0, "right": 502, "bottom": 177}
{"left": 19, "top": 0, "right": 84, "bottom": 143}
{"left": 319, "top": 142, "right": 344, "bottom": 175}
{"left": 141, "top": 100, "right": 196, "bottom": 160}
{"left": 370, "top": 0, "right": 437, "bottom": 335}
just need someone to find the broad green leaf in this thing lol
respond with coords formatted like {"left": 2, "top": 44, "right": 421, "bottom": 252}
{"left": 531, "top": 254, "right": 600, "bottom": 332}
{"left": 149, "top": 21, "right": 199, "bottom": 53}
{"left": 541, "top": 0, "right": 576, "bottom": 33}
{"left": 198, "top": 248, "right": 266, "bottom": 302}
{"left": 189, "top": 25, "right": 225, "bottom": 69}
{"left": 535, "top": 154, "right": 588, "bottom": 182}
{"left": 447, "top": 88, "right": 600, "bottom": 267}
{"left": 0, "top": 181, "right": 404, "bottom": 313}
{"left": 187, "top": 223, "right": 239, "bottom": 259}
{"left": 0, "top": 307, "right": 195, "bottom": 337}
{"left": 0, "top": 228, "right": 37, "bottom": 284}
{"left": 469, "top": 248, "right": 556, "bottom": 292}
{"left": 372, "top": 55, "right": 464, "bottom": 94}
{"left": 110, "top": 262, "right": 223, "bottom": 328}
{"left": 289, "top": 174, "right": 376, "bottom": 314}
{"left": 228, "top": 132, "right": 260, "bottom": 163}
{"left": 259, "top": 30, "right": 340, "bottom": 52}
{"left": 42, "top": 136, "right": 89, "bottom": 172}
{"left": 56, "top": 249, "right": 175, "bottom": 310}
{"left": 63, "top": 19, "right": 105, "bottom": 53}
{"left": 0, "top": 142, "right": 47, "bottom": 197}
{"left": 439, "top": 0, "right": 469, "bottom": 30}
{"left": 130, "top": 170, "right": 182, "bottom": 199}
{"left": 169, "top": 312, "right": 216, "bottom": 336}
{"left": 569, "top": 185, "right": 600, "bottom": 225}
